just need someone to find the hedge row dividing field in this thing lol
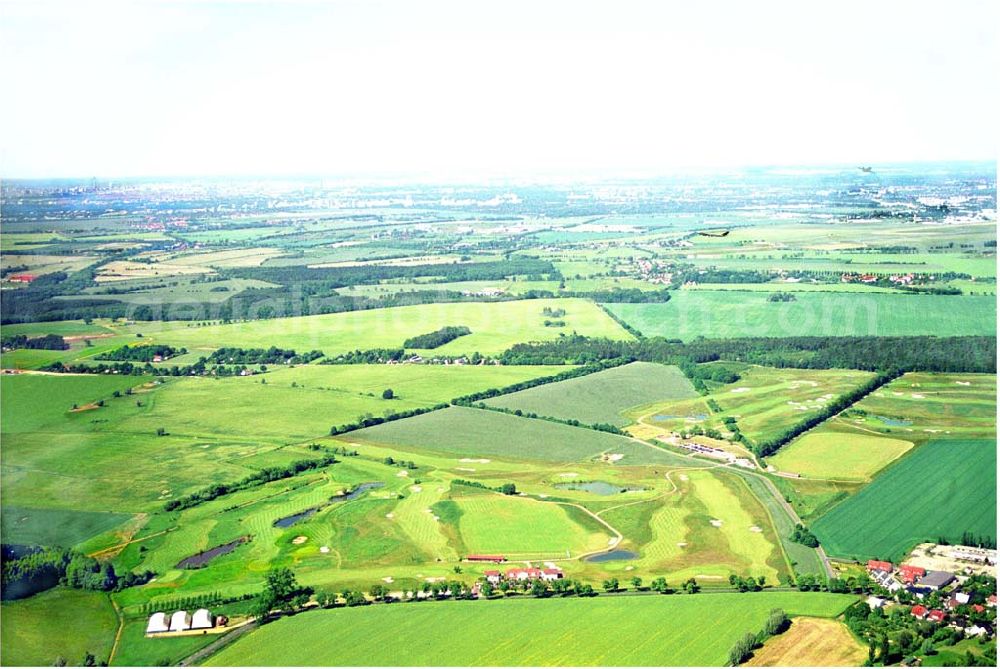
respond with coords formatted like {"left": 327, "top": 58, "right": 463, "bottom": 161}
{"left": 483, "top": 362, "right": 699, "bottom": 427}
{"left": 811, "top": 439, "right": 997, "bottom": 561}
{"left": 203, "top": 592, "right": 858, "bottom": 667}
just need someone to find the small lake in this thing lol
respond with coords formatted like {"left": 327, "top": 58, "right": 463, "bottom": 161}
{"left": 653, "top": 414, "right": 707, "bottom": 421}
{"left": 877, "top": 416, "right": 913, "bottom": 427}
{"left": 554, "top": 481, "right": 643, "bottom": 496}
{"left": 176, "top": 537, "right": 248, "bottom": 569}
{"left": 273, "top": 482, "right": 385, "bottom": 528}
{"left": 584, "top": 549, "right": 638, "bottom": 563}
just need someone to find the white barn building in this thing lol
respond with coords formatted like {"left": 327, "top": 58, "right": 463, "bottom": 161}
{"left": 146, "top": 612, "right": 169, "bottom": 634}
{"left": 191, "top": 608, "right": 214, "bottom": 630}
{"left": 169, "top": 610, "right": 191, "bottom": 632}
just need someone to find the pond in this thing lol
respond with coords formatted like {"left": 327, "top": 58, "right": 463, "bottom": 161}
{"left": 584, "top": 549, "right": 638, "bottom": 563}
{"left": 176, "top": 536, "right": 249, "bottom": 569}
{"left": 553, "top": 481, "right": 643, "bottom": 496}
{"left": 652, "top": 414, "right": 707, "bottom": 421}
{"left": 273, "top": 482, "right": 386, "bottom": 528}
{"left": 877, "top": 416, "right": 913, "bottom": 427}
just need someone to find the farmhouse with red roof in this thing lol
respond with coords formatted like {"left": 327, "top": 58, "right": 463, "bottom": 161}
{"left": 867, "top": 560, "right": 893, "bottom": 573}
{"left": 899, "top": 565, "right": 926, "bottom": 584}
{"left": 483, "top": 570, "right": 501, "bottom": 585}
{"left": 928, "top": 609, "right": 946, "bottom": 623}
{"left": 911, "top": 605, "right": 929, "bottom": 619}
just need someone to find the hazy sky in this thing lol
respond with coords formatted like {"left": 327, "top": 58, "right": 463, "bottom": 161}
{"left": 1, "top": 0, "right": 996, "bottom": 178}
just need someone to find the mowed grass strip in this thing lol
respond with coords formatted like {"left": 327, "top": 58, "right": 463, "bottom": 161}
{"left": 0, "top": 588, "right": 117, "bottom": 667}
{"left": 744, "top": 616, "right": 866, "bottom": 667}
{"left": 484, "top": 362, "right": 698, "bottom": 427}
{"left": 454, "top": 494, "right": 610, "bottom": 555}
{"left": 812, "top": 439, "right": 997, "bottom": 560}
{"left": 342, "top": 406, "right": 692, "bottom": 465}
{"left": 140, "top": 298, "right": 633, "bottom": 355}
{"left": 768, "top": 432, "right": 913, "bottom": 481}
{"left": 604, "top": 292, "right": 996, "bottom": 340}
{"left": 203, "top": 592, "right": 858, "bottom": 666}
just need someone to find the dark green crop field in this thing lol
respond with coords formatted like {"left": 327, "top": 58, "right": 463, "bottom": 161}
{"left": 811, "top": 439, "right": 997, "bottom": 560}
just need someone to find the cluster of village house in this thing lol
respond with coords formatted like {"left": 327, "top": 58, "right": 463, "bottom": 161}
{"left": 145, "top": 609, "right": 226, "bottom": 635}
{"left": 466, "top": 555, "right": 564, "bottom": 585}
{"left": 840, "top": 272, "right": 920, "bottom": 285}
{"left": 864, "top": 560, "right": 996, "bottom": 637}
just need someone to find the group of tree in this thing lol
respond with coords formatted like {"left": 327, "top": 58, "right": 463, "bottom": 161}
{"left": 789, "top": 524, "right": 820, "bottom": 548}
{"left": 207, "top": 346, "right": 323, "bottom": 366}
{"left": 164, "top": 455, "right": 338, "bottom": 511}
{"left": 728, "top": 574, "right": 766, "bottom": 592}
{"left": 2, "top": 547, "right": 153, "bottom": 599}
{"left": 498, "top": 334, "right": 996, "bottom": 374}
{"left": 328, "top": 403, "right": 448, "bottom": 436}
{"left": 402, "top": 326, "right": 471, "bottom": 349}
{"left": 0, "top": 333, "right": 69, "bottom": 351}
{"left": 251, "top": 568, "right": 315, "bottom": 622}
{"left": 452, "top": 479, "right": 516, "bottom": 495}
{"left": 727, "top": 609, "right": 789, "bottom": 666}
{"left": 767, "top": 292, "right": 797, "bottom": 302}
{"left": 471, "top": 402, "right": 625, "bottom": 436}
{"left": 94, "top": 344, "right": 182, "bottom": 362}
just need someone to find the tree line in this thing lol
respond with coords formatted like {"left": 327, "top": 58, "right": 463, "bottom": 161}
{"left": 498, "top": 334, "right": 996, "bottom": 373}
{"left": 402, "top": 326, "right": 471, "bottom": 349}
{"left": 163, "top": 455, "right": 339, "bottom": 512}
{"left": 0, "top": 333, "right": 68, "bottom": 351}
{"left": 95, "top": 344, "right": 183, "bottom": 362}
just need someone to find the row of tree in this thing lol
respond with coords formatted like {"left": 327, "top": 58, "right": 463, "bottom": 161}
{"left": 328, "top": 403, "right": 449, "bottom": 436}
{"left": 402, "top": 326, "right": 472, "bottom": 349}
{"left": 0, "top": 333, "right": 69, "bottom": 351}
{"left": 164, "top": 455, "right": 339, "bottom": 512}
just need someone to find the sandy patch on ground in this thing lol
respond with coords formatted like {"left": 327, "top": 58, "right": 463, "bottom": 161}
{"left": 677, "top": 542, "right": 687, "bottom": 548}
{"left": 382, "top": 576, "right": 394, "bottom": 583}
{"left": 385, "top": 512, "right": 394, "bottom": 519}
{"left": 410, "top": 485, "right": 422, "bottom": 492}
{"left": 678, "top": 474, "right": 689, "bottom": 481}
{"left": 396, "top": 470, "right": 408, "bottom": 477}
{"left": 749, "top": 526, "right": 763, "bottom": 533}
{"left": 292, "top": 536, "right": 308, "bottom": 545}
{"left": 559, "top": 472, "right": 580, "bottom": 478}
{"left": 319, "top": 546, "right": 330, "bottom": 553}
{"left": 912, "top": 393, "right": 926, "bottom": 399}
{"left": 460, "top": 458, "right": 490, "bottom": 463}
{"left": 731, "top": 387, "right": 751, "bottom": 393}
{"left": 602, "top": 453, "right": 624, "bottom": 463}
{"left": 455, "top": 467, "right": 476, "bottom": 472}
{"left": 956, "top": 381, "right": 971, "bottom": 386}
{"left": 425, "top": 577, "right": 446, "bottom": 583}
{"left": 710, "top": 519, "right": 723, "bottom": 527}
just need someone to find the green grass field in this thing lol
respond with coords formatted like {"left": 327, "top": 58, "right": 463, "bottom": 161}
{"left": 342, "top": 406, "right": 691, "bottom": 465}
{"left": 203, "top": 592, "right": 858, "bottom": 666}
{"left": 132, "top": 298, "right": 632, "bottom": 356}
{"left": 0, "top": 588, "right": 117, "bottom": 666}
{"left": 484, "top": 362, "right": 698, "bottom": 427}
{"left": 768, "top": 433, "right": 914, "bottom": 481}
{"left": 811, "top": 439, "right": 997, "bottom": 560}
{"left": 636, "top": 365, "right": 875, "bottom": 448}
{"left": 604, "top": 292, "right": 996, "bottom": 340}
{"left": 599, "top": 469, "right": 788, "bottom": 584}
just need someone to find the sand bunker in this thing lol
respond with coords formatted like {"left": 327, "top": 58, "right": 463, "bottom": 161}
{"left": 382, "top": 576, "right": 394, "bottom": 583}
{"left": 749, "top": 526, "right": 763, "bottom": 533}
{"left": 912, "top": 393, "right": 926, "bottom": 399}
{"left": 459, "top": 458, "right": 491, "bottom": 463}
{"left": 559, "top": 472, "right": 580, "bottom": 478}
{"left": 385, "top": 512, "right": 395, "bottom": 519}
{"left": 396, "top": 470, "right": 408, "bottom": 477}
{"left": 710, "top": 519, "right": 723, "bottom": 527}
{"left": 731, "top": 387, "right": 751, "bottom": 393}
{"left": 455, "top": 467, "right": 476, "bottom": 472}
{"left": 319, "top": 546, "right": 330, "bottom": 553}
{"left": 292, "top": 536, "right": 308, "bottom": 545}
{"left": 410, "top": 485, "right": 422, "bottom": 492}
{"left": 677, "top": 542, "right": 688, "bottom": 548}
{"left": 956, "top": 381, "right": 971, "bottom": 386}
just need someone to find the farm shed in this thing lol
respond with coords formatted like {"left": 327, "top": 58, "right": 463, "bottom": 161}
{"left": 191, "top": 608, "right": 214, "bottom": 629}
{"left": 169, "top": 610, "right": 191, "bottom": 631}
{"left": 920, "top": 570, "right": 955, "bottom": 590}
{"left": 146, "top": 612, "right": 169, "bottom": 634}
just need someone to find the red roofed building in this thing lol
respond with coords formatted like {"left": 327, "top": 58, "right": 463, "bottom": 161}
{"left": 483, "top": 570, "right": 501, "bottom": 585}
{"left": 541, "top": 568, "right": 564, "bottom": 581}
{"left": 911, "top": 605, "right": 928, "bottom": 619}
{"left": 899, "top": 565, "right": 926, "bottom": 584}
{"left": 8, "top": 273, "right": 37, "bottom": 283}
{"left": 505, "top": 567, "right": 543, "bottom": 581}
{"left": 972, "top": 604, "right": 985, "bottom": 614}
{"left": 867, "top": 560, "right": 893, "bottom": 573}
{"left": 466, "top": 554, "right": 506, "bottom": 563}
{"left": 988, "top": 594, "right": 996, "bottom": 608}
{"left": 928, "top": 609, "right": 946, "bottom": 623}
